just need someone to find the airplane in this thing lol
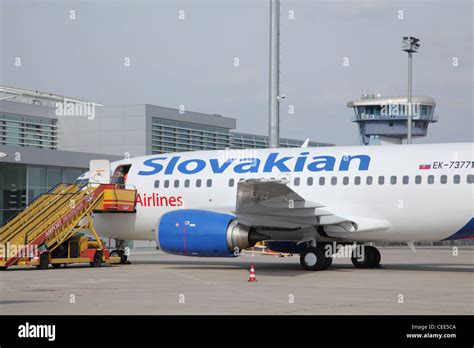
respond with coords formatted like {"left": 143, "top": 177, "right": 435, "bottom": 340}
{"left": 76, "top": 142, "right": 474, "bottom": 271}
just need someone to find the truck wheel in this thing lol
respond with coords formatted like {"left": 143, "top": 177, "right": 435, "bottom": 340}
{"left": 36, "top": 253, "right": 49, "bottom": 270}
{"left": 90, "top": 250, "right": 103, "bottom": 267}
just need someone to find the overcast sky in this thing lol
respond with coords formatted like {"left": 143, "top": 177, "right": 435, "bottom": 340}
{"left": 1, "top": 0, "right": 472, "bottom": 145}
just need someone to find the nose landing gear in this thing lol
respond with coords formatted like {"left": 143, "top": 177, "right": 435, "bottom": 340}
{"left": 110, "top": 250, "right": 128, "bottom": 264}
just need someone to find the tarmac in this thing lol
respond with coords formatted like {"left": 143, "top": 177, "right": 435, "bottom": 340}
{"left": 0, "top": 246, "right": 472, "bottom": 315}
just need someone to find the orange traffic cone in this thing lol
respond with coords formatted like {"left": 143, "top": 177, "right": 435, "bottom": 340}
{"left": 248, "top": 264, "right": 257, "bottom": 282}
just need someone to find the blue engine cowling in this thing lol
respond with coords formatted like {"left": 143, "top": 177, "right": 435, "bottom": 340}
{"left": 156, "top": 209, "right": 267, "bottom": 257}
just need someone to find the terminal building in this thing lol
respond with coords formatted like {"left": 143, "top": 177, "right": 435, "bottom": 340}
{"left": 0, "top": 85, "right": 331, "bottom": 225}
{"left": 347, "top": 94, "right": 437, "bottom": 145}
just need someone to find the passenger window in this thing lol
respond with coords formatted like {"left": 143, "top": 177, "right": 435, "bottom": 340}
{"left": 415, "top": 175, "right": 422, "bottom": 184}
{"left": 468, "top": 174, "right": 474, "bottom": 184}
{"left": 229, "top": 178, "right": 235, "bottom": 187}
{"left": 196, "top": 179, "right": 202, "bottom": 188}
{"left": 378, "top": 176, "right": 385, "bottom": 185}
{"left": 343, "top": 177, "right": 349, "bottom": 185}
{"left": 184, "top": 179, "right": 190, "bottom": 188}
{"left": 206, "top": 179, "right": 212, "bottom": 187}
{"left": 154, "top": 180, "right": 160, "bottom": 188}
{"left": 440, "top": 175, "right": 447, "bottom": 184}
{"left": 307, "top": 177, "right": 313, "bottom": 186}
{"left": 427, "top": 175, "right": 434, "bottom": 184}
{"left": 366, "top": 176, "right": 373, "bottom": 185}
{"left": 319, "top": 177, "right": 325, "bottom": 186}
{"left": 354, "top": 176, "right": 361, "bottom": 185}
{"left": 331, "top": 177, "right": 337, "bottom": 185}
{"left": 294, "top": 177, "right": 300, "bottom": 186}
{"left": 453, "top": 175, "right": 460, "bottom": 184}
{"left": 402, "top": 175, "right": 409, "bottom": 185}
{"left": 174, "top": 180, "right": 179, "bottom": 188}
{"left": 390, "top": 176, "right": 397, "bottom": 185}
{"left": 164, "top": 180, "right": 170, "bottom": 188}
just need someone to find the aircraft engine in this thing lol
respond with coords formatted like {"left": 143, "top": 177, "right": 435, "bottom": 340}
{"left": 156, "top": 209, "right": 267, "bottom": 257}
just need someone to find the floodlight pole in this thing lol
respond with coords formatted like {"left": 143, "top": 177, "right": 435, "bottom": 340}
{"left": 268, "top": 0, "right": 280, "bottom": 148}
{"left": 407, "top": 51, "right": 413, "bottom": 144}
{"left": 402, "top": 36, "right": 419, "bottom": 144}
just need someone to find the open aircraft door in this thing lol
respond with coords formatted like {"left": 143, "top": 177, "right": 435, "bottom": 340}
{"left": 89, "top": 160, "right": 111, "bottom": 187}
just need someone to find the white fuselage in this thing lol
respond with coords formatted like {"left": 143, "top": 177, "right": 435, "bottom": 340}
{"left": 92, "top": 143, "right": 474, "bottom": 243}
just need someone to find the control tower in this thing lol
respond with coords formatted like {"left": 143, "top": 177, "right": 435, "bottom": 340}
{"left": 347, "top": 94, "right": 437, "bottom": 145}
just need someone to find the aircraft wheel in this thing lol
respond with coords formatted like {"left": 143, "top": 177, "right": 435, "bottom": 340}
{"left": 300, "top": 247, "right": 328, "bottom": 271}
{"left": 351, "top": 245, "right": 381, "bottom": 268}
{"left": 322, "top": 255, "right": 333, "bottom": 270}
{"left": 111, "top": 250, "right": 128, "bottom": 264}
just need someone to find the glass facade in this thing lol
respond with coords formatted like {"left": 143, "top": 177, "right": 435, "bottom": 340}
{"left": 0, "top": 164, "right": 85, "bottom": 226}
{"left": 151, "top": 118, "right": 231, "bottom": 153}
{"left": 0, "top": 165, "right": 27, "bottom": 226}
{"left": 151, "top": 118, "right": 330, "bottom": 153}
{"left": 0, "top": 113, "right": 57, "bottom": 149}
{"left": 230, "top": 132, "right": 326, "bottom": 149}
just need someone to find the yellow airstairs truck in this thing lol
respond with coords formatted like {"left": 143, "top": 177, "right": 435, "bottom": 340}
{"left": 0, "top": 161, "right": 137, "bottom": 270}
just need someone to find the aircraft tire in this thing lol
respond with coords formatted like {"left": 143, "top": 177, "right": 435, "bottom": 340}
{"left": 372, "top": 247, "right": 381, "bottom": 267}
{"left": 351, "top": 245, "right": 380, "bottom": 268}
{"left": 300, "top": 247, "right": 328, "bottom": 271}
{"left": 111, "top": 250, "right": 128, "bottom": 264}
{"left": 322, "top": 255, "right": 333, "bottom": 270}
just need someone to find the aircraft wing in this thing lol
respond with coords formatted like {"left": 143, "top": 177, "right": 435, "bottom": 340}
{"left": 234, "top": 178, "right": 391, "bottom": 233}
{"left": 234, "top": 178, "right": 347, "bottom": 229}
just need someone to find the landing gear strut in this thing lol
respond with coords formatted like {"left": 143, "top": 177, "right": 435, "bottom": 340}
{"left": 351, "top": 245, "right": 381, "bottom": 268}
{"left": 299, "top": 246, "right": 332, "bottom": 271}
